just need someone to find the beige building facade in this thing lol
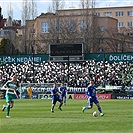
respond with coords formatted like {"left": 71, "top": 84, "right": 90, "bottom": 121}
{"left": 59, "top": 6, "right": 133, "bottom": 29}
{"left": 26, "top": 6, "right": 133, "bottom": 54}
{"left": 95, "top": 6, "right": 133, "bottom": 28}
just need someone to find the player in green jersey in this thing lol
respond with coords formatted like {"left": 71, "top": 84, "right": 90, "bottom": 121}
{"left": 2, "top": 75, "right": 19, "bottom": 118}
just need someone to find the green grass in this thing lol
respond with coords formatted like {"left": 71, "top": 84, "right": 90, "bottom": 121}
{"left": 0, "top": 99, "right": 133, "bottom": 133}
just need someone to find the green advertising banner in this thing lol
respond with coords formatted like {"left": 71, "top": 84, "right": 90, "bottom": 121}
{"left": 84, "top": 54, "right": 104, "bottom": 61}
{"left": 0, "top": 54, "right": 49, "bottom": 64}
{"left": 84, "top": 53, "right": 133, "bottom": 63}
{"left": 106, "top": 53, "right": 133, "bottom": 63}
{"left": 0, "top": 53, "right": 132, "bottom": 64}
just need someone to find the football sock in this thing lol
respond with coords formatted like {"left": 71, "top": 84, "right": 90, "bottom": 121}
{"left": 64, "top": 100, "right": 66, "bottom": 105}
{"left": 6, "top": 105, "right": 10, "bottom": 116}
{"left": 98, "top": 106, "right": 102, "bottom": 113}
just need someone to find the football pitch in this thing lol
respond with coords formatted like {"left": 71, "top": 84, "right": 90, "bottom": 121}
{"left": 0, "top": 99, "right": 132, "bottom": 133}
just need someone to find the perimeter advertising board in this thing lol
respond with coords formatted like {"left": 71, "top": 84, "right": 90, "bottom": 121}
{"left": 0, "top": 54, "right": 49, "bottom": 64}
{"left": 84, "top": 53, "right": 133, "bottom": 63}
{"left": 0, "top": 52, "right": 132, "bottom": 64}
{"left": 74, "top": 94, "right": 111, "bottom": 100}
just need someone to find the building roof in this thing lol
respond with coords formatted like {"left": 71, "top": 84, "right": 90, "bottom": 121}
{"left": 37, "top": 12, "right": 55, "bottom": 19}
{"left": 57, "top": 6, "right": 133, "bottom": 12}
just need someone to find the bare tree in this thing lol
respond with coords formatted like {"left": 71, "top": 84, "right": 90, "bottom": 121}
{"left": 48, "top": 0, "right": 65, "bottom": 13}
{"left": 59, "top": 17, "right": 79, "bottom": 43}
{"left": 33, "top": 0, "right": 66, "bottom": 54}
{"left": 21, "top": 0, "right": 37, "bottom": 25}
{"left": 103, "top": 29, "right": 119, "bottom": 52}
{"left": 34, "top": 13, "right": 55, "bottom": 54}
{"left": 35, "top": 0, "right": 132, "bottom": 54}
{"left": 36, "top": 0, "right": 98, "bottom": 54}
{"left": 21, "top": 0, "right": 30, "bottom": 26}
{"left": 35, "top": 12, "right": 81, "bottom": 54}
{"left": 102, "top": 28, "right": 132, "bottom": 53}
{"left": 79, "top": 0, "right": 96, "bottom": 53}
{"left": 118, "top": 27, "right": 132, "bottom": 52}
{"left": 30, "top": 0, "right": 37, "bottom": 20}
{"left": 15, "top": 35, "right": 25, "bottom": 53}
{"left": 21, "top": 0, "right": 37, "bottom": 54}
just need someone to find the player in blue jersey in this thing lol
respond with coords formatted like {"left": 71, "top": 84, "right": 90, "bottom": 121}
{"left": 60, "top": 82, "right": 67, "bottom": 105}
{"left": 51, "top": 83, "right": 63, "bottom": 113}
{"left": 82, "top": 79, "right": 104, "bottom": 116}
{"left": 2, "top": 75, "right": 19, "bottom": 118}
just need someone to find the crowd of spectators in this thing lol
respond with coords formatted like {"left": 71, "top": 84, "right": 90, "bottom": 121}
{"left": 0, "top": 60, "right": 133, "bottom": 88}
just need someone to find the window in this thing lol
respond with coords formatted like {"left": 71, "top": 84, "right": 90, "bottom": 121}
{"left": 58, "top": 22, "right": 62, "bottom": 33}
{"left": 66, "top": 21, "right": 75, "bottom": 32}
{"left": 80, "top": 20, "right": 88, "bottom": 32}
{"left": 118, "top": 22, "right": 123, "bottom": 27}
{"left": 42, "top": 22, "right": 49, "bottom": 33}
{"left": 128, "top": 22, "right": 133, "bottom": 27}
{"left": 116, "top": 12, "right": 124, "bottom": 16}
{"left": 54, "top": 22, "right": 62, "bottom": 33}
{"left": 127, "top": 11, "right": 133, "bottom": 16}
{"left": 95, "top": 12, "right": 100, "bottom": 16}
{"left": 104, "top": 12, "right": 112, "bottom": 17}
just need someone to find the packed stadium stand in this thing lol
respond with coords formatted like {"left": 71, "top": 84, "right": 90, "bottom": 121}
{"left": 0, "top": 60, "right": 132, "bottom": 88}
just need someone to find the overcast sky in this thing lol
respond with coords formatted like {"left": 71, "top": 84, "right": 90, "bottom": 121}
{"left": 0, "top": 0, "right": 133, "bottom": 20}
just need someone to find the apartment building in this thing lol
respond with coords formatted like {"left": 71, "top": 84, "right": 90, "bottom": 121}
{"left": 26, "top": 6, "right": 133, "bottom": 54}
{"left": 95, "top": 6, "right": 133, "bottom": 29}
{"left": 59, "top": 6, "right": 133, "bottom": 29}
{"left": 27, "top": 12, "right": 118, "bottom": 53}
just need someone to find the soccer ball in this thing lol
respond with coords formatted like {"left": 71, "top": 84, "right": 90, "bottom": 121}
{"left": 93, "top": 111, "right": 98, "bottom": 117}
